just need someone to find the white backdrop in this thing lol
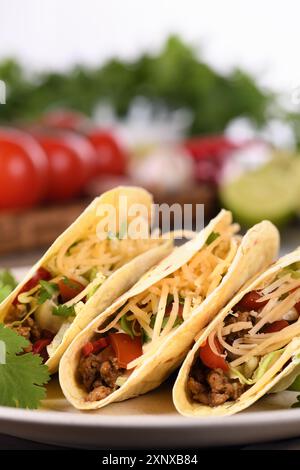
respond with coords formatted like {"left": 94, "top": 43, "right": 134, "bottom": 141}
{"left": 0, "top": 0, "right": 299, "bottom": 96}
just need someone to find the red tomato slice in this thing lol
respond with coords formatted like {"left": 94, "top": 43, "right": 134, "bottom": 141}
{"left": 34, "top": 130, "right": 96, "bottom": 201}
{"left": 263, "top": 320, "right": 289, "bottom": 333}
{"left": 235, "top": 290, "right": 269, "bottom": 312}
{"left": 32, "top": 337, "right": 53, "bottom": 362}
{"left": 86, "top": 129, "right": 127, "bottom": 175}
{"left": 109, "top": 333, "right": 143, "bottom": 368}
{"left": 91, "top": 337, "right": 109, "bottom": 354}
{"left": 0, "top": 128, "right": 49, "bottom": 209}
{"left": 82, "top": 342, "right": 94, "bottom": 357}
{"left": 13, "top": 267, "right": 51, "bottom": 305}
{"left": 199, "top": 337, "right": 228, "bottom": 371}
{"left": 58, "top": 278, "right": 85, "bottom": 303}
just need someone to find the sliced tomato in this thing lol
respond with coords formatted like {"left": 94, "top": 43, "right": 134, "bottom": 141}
{"left": 82, "top": 337, "right": 110, "bottom": 357}
{"left": 199, "top": 337, "right": 228, "bottom": 371}
{"left": 263, "top": 320, "right": 289, "bottom": 333}
{"left": 58, "top": 278, "right": 85, "bottom": 303}
{"left": 32, "top": 337, "right": 52, "bottom": 362}
{"left": 234, "top": 290, "right": 269, "bottom": 312}
{"left": 109, "top": 333, "right": 142, "bottom": 368}
{"left": 13, "top": 267, "right": 51, "bottom": 305}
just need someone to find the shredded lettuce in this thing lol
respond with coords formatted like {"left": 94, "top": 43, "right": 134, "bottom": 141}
{"left": 230, "top": 349, "right": 284, "bottom": 385}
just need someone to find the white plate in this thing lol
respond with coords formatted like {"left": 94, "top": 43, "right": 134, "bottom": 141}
{"left": 1, "top": 267, "right": 300, "bottom": 449}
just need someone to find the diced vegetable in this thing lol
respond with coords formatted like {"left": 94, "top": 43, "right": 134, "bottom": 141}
{"left": 109, "top": 333, "right": 143, "bottom": 368}
{"left": 58, "top": 278, "right": 85, "bottom": 303}
{"left": 199, "top": 338, "right": 228, "bottom": 371}
{"left": 262, "top": 320, "right": 289, "bottom": 333}
{"left": 235, "top": 290, "right": 268, "bottom": 312}
{"left": 14, "top": 268, "right": 51, "bottom": 305}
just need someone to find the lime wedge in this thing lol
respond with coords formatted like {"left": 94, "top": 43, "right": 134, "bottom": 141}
{"left": 220, "top": 159, "right": 300, "bottom": 227}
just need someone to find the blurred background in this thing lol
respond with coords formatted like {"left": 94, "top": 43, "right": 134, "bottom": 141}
{"left": 1, "top": 0, "right": 300, "bottom": 267}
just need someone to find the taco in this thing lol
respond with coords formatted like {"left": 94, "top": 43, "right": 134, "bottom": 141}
{"left": 173, "top": 247, "right": 300, "bottom": 417}
{"left": 0, "top": 186, "right": 171, "bottom": 373}
{"left": 59, "top": 210, "right": 279, "bottom": 409}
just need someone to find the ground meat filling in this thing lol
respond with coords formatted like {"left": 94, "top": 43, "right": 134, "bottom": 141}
{"left": 187, "top": 310, "right": 253, "bottom": 407}
{"left": 78, "top": 345, "right": 124, "bottom": 402}
{"left": 187, "top": 358, "right": 245, "bottom": 407}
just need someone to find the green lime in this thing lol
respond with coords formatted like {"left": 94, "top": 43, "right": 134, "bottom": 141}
{"left": 220, "top": 159, "right": 300, "bottom": 227}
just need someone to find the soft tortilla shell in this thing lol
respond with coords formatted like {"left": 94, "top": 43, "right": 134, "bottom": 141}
{"left": 173, "top": 247, "right": 300, "bottom": 417}
{"left": 0, "top": 186, "right": 172, "bottom": 373}
{"left": 59, "top": 212, "right": 279, "bottom": 410}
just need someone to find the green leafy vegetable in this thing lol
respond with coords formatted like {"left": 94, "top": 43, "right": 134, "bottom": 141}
{"left": 206, "top": 231, "right": 220, "bottom": 246}
{"left": 38, "top": 280, "right": 58, "bottom": 304}
{"left": 0, "top": 269, "right": 18, "bottom": 303}
{"left": 52, "top": 304, "right": 75, "bottom": 317}
{"left": 0, "top": 324, "right": 50, "bottom": 409}
{"left": 120, "top": 315, "right": 135, "bottom": 339}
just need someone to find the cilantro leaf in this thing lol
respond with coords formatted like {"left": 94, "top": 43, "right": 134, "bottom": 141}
{"left": 206, "top": 231, "right": 220, "bottom": 245}
{"left": 0, "top": 269, "right": 18, "bottom": 303}
{"left": 52, "top": 304, "right": 75, "bottom": 317}
{"left": 0, "top": 324, "right": 50, "bottom": 409}
{"left": 38, "top": 280, "right": 58, "bottom": 304}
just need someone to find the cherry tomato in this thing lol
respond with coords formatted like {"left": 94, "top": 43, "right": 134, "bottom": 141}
{"left": 34, "top": 130, "right": 96, "bottom": 201}
{"left": 13, "top": 267, "right": 51, "bottom": 305}
{"left": 263, "top": 320, "right": 289, "bottom": 333}
{"left": 199, "top": 337, "right": 228, "bottom": 371}
{"left": 58, "top": 278, "right": 85, "bottom": 303}
{"left": 86, "top": 129, "right": 127, "bottom": 175}
{"left": 109, "top": 333, "right": 143, "bottom": 368}
{"left": 0, "top": 127, "right": 49, "bottom": 209}
{"left": 234, "top": 291, "right": 269, "bottom": 312}
{"left": 40, "top": 109, "right": 89, "bottom": 131}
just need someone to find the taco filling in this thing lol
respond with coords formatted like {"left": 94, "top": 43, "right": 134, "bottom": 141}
{"left": 4, "top": 233, "right": 157, "bottom": 363}
{"left": 78, "top": 224, "right": 240, "bottom": 401}
{"left": 187, "top": 262, "right": 300, "bottom": 407}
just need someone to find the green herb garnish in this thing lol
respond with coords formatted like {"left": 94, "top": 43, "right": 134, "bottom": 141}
{"left": 52, "top": 305, "right": 76, "bottom": 317}
{"left": 0, "top": 324, "right": 50, "bottom": 409}
{"left": 38, "top": 280, "right": 58, "bottom": 304}
{"left": 206, "top": 231, "right": 220, "bottom": 246}
{"left": 0, "top": 269, "right": 18, "bottom": 303}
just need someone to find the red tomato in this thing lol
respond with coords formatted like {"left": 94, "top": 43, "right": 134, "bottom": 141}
{"left": 58, "top": 278, "right": 85, "bottom": 303}
{"left": 13, "top": 267, "right": 51, "bottom": 305}
{"left": 295, "top": 301, "right": 300, "bottom": 315}
{"left": 109, "top": 333, "right": 143, "bottom": 368}
{"left": 263, "top": 320, "right": 289, "bottom": 333}
{"left": 0, "top": 128, "right": 49, "bottom": 209}
{"left": 82, "top": 337, "right": 109, "bottom": 357}
{"left": 86, "top": 129, "right": 127, "bottom": 175}
{"left": 32, "top": 337, "right": 53, "bottom": 362}
{"left": 40, "top": 109, "right": 89, "bottom": 131}
{"left": 199, "top": 338, "right": 228, "bottom": 371}
{"left": 34, "top": 130, "right": 96, "bottom": 201}
{"left": 234, "top": 291, "right": 269, "bottom": 312}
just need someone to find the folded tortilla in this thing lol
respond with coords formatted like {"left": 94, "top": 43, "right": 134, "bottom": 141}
{"left": 59, "top": 210, "right": 279, "bottom": 410}
{"left": 0, "top": 186, "right": 171, "bottom": 373}
{"left": 173, "top": 247, "right": 300, "bottom": 417}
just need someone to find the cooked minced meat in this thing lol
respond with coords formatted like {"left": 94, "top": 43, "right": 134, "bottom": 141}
{"left": 187, "top": 358, "right": 245, "bottom": 407}
{"left": 78, "top": 345, "right": 124, "bottom": 401}
{"left": 224, "top": 310, "right": 254, "bottom": 344}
